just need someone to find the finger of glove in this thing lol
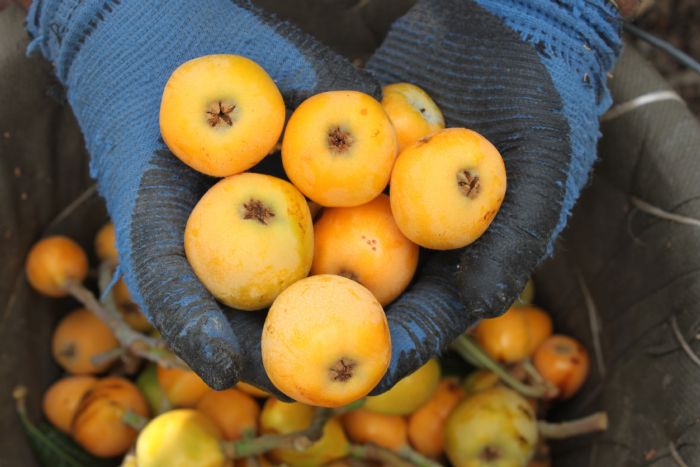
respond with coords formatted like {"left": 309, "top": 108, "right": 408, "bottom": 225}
{"left": 372, "top": 251, "right": 467, "bottom": 393}
{"left": 368, "top": 0, "right": 620, "bottom": 318}
{"left": 25, "top": 0, "right": 377, "bottom": 390}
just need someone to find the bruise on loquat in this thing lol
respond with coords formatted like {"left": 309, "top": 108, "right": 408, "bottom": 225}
{"left": 57, "top": 343, "right": 76, "bottom": 360}
{"left": 337, "top": 270, "right": 360, "bottom": 283}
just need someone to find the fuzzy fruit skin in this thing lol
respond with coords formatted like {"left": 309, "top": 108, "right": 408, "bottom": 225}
{"left": 390, "top": 128, "right": 506, "bottom": 250}
{"left": 311, "top": 194, "right": 419, "bottom": 305}
{"left": 51, "top": 308, "right": 119, "bottom": 375}
{"left": 42, "top": 376, "right": 98, "bottom": 434}
{"left": 136, "top": 409, "right": 228, "bottom": 467}
{"left": 343, "top": 408, "right": 408, "bottom": 451}
{"left": 196, "top": 389, "right": 260, "bottom": 441}
{"left": 25, "top": 236, "right": 88, "bottom": 297}
{"left": 157, "top": 366, "right": 211, "bottom": 408}
{"left": 445, "top": 387, "right": 537, "bottom": 467}
{"left": 94, "top": 223, "right": 118, "bottom": 264}
{"left": 407, "top": 378, "right": 464, "bottom": 457}
{"left": 260, "top": 398, "right": 349, "bottom": 466}
{"left": 533, "top": 334, "right": 589, "bottom": 399}
{"left": 236, "top": 382, "right": 270, "bottom": 398}
{"left": 282, "top": 90, "right": 397, "bottom": 207}
{"left": 381, "top": 83, "right": 445, "bottom": 153}
{"left": 73, "top": 377, "right": 150, "bottom": 458}
{"left": 473, "top": 306, "right": 553, "bottom": 364}
{"left": 160, "top": 54, "right": 285, "bottom": 177}
{"left": 262, "top": 275, "right": 390, "bottom": 407}
{"left": 364, "top": 358, "right": 440, "bottom": 415}
{"left": 185, "top": 172, "right": 314, "bottom": 310}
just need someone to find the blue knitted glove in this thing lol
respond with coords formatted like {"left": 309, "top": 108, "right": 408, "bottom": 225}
{"left": 26, "top": 0, "right": 621, "bottom": 393}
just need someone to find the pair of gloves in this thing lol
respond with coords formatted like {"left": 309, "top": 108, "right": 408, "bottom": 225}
{"left": 25, "top": 0, "right": 623, "bottom": 394}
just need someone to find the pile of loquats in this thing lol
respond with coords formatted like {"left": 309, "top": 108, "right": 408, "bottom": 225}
{"left": 16, "top": 55, "right": 606, "bottom": 467}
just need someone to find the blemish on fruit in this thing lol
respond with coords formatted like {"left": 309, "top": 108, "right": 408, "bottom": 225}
{"left": 479, "top": 445, "right": 501, "bottom": 461}
{"left": 242, "top": 199, "right": 275, "bottom": 225}
{"left": 360, "top": 108, "right": 367, "bottom": 115}
{"left": 59, "top": 343, "right": 76, "bottom": 359}
{"left": 206, "top": 100, "right": 236, "bottom": 127}
{"left": 329, "top": 357, "right": 357, "bottom": 382}
{"left": 327, "top": 126, "right": 353, "bottom": 153}
{"left": 457, "top": 169, "right": 481, "bottom": 200}
{"left": 338, "top": 270, "right": 359, "bottom": 282}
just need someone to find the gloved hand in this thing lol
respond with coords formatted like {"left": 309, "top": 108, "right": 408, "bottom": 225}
{"left": 25, "top": 0, "right": 621, "bottom": 393}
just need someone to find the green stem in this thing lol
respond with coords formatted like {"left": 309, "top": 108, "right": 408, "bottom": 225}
{"left": 66, "top": 263, "right": 189, "bottom": 371}
{"left": 91, "top": 347, "right": 125, "bottom": 367}
{"left": 348, "top": 444, "right": 413, "bottom": 467}
{"left": 122, "top": 410, "right": 149, "bottom": 431}
{"left": 450, "top": 334, "right": 557, "bottom": 399}
{"left": 538, "top": 412, "right": 608, "bottom": 439}
{"left": 222, "top": 407, "right": 333, "bottom": 459}
{"left": 397, "top": 446, "right": 444, "bottom": 467}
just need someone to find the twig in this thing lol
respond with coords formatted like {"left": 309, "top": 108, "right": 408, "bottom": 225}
{"left": 222, "top": 408, "right": 333, "bottom": 459}
{"left": 91, "top": 347, "right": 125, "bottom": 367}
{"left": 450, "top": 335, "right": 558, "bottom": 399}
{"left": 669, "top": 441, "right": 690, "bottom": 467}
{"left": 122, "top": 410, "right": 149, "bottom": 431}
{"left": 631, "top": 197, "right": 700, "bottom": 228}
{"left": 538, "top": 412, "right": 608, "bottom": 439}
{"left": 348, "top": 444, "right": 414, "bottom": 467}
{"left": 576, "top": 268, "right": 606, "bottom": 378}
{"left": 522, "top": 359, "right": 545, "bottom": 386}
{"left": 670, "top": 315, "right": 700, "bottom": 368}
{"left": 397, "top": 446, "right": 444, "bottom": 467}
{"left": 64, "top": 264, "right": 189, "bottom": 370}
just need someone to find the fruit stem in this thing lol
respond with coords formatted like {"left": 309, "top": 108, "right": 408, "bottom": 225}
{"left": 65, "top": 262, "right": 189, "bottom": 371}
{"left": 12, "top": 385, "right": 28, "bottom": 415}
{"left": 398, "top": 445, "right": 444, "bottom": 467}
{"left": 349, "top": 443, "right": 442, "bottom": 467}
{"left": 91, "top": 347, "right": 125, "bottom": 367}
{"left": 122, "top": 410, "right": 149, "bottom": 431}
{"left": 538, "top": 412, "right": 608, "bottom": 439}
{"left": 222, "top": 407, "right": 333, "bottom": 459}
{"left": 450, "top": 334, "right": 558, "bottom": 399}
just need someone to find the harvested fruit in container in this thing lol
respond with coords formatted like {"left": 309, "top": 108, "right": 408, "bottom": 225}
{"left": 51, "top": 308, "right": 119, "bottom": 375}
{"left": 72, "top": 377, "right": 150, "bottom": 458}
{"left": 25, "top": 236, "right": 88, "bottom": 297}
{"left": 364, "top": 358, "right": 441, "bottom": 415}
